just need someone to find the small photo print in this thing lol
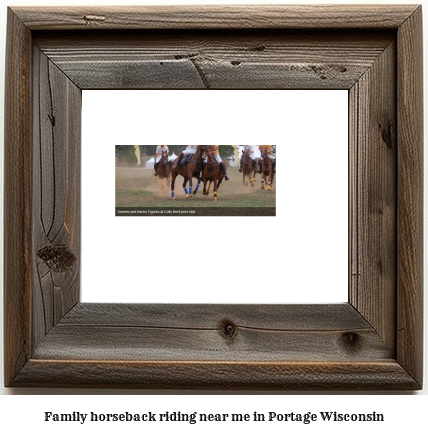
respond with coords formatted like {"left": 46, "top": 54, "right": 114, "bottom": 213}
{"left": 115, "top": 145, "right": 276, "bottom": 216}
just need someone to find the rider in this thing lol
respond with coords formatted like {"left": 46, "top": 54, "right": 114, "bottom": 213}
{"left": 258, "top": 145, "right": 276, "bottom": 173}
{"left": 205, "top": 145, "right": 230, "bottom": 181}
{"left": 153, "top": 145, "right": 169, "bottom": 176}
{"left": 238, "top": 145, "right": 255, "bottom": 172}
{"left": 173, "top": 145, "right": 198, "bottom": 169}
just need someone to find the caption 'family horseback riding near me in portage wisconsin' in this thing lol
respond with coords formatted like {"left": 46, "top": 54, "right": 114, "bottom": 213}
{"left": 115, "top": 145, "right": 276, "bottom": 217}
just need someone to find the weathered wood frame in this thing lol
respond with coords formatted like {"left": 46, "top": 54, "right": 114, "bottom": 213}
{"left": 4, "top": 5, "right": 423, "bottom": 389}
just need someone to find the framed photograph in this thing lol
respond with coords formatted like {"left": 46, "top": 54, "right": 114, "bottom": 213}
{"left": 4, "top": 5, "right": 423, "bottom": 389}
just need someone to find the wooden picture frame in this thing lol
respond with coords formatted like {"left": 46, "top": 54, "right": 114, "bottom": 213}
{"left": 4, "top": 5, "right": 423, "bottom": 389}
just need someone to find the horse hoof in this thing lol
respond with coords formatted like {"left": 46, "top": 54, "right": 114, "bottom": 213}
{"left": 172, "top": 197, "right": 176, "bottom": 200}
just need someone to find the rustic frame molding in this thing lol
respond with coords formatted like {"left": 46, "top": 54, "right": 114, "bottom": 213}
{"left": 4, "top": 5, "right": 423, "bottom": 389}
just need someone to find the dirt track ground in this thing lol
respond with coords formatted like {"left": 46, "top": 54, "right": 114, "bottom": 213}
{"left": 116, "top": 167, "right": 276, "bottom": 208}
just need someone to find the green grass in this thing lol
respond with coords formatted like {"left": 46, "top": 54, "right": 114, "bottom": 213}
{"left": 116, "top": 168, "right": 276, "bottom": 208}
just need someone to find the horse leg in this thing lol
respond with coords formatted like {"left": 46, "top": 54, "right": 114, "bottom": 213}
{"left": 206, "top": 180, "right": 212, "bottom": 196}
{"left": 187, "top": 169, "right": 193, "bottom": 197}
{"left": 216, "top": 178, "right": 223, "bottom": 200}
{"left": 213, "top": 176, "right": 218, "bottom": 200}
{"left": 203, "top": 177, "right": 207, "bottom": 196}
{"left": 267, "top": 164, "right": 274, "bottom": 191}
{"left": 261, "top": 172, "right": 265, "bottom": 189}
{"left": 268, "top": 170, "right": 274, "bottom": 191}
{"left": 171, "top": 171, "right": 177, "bottom": 200}
{"left": 182, "top": 177, "right": 189, "bottom": 198}
{"left": 193, "top": 175, "right": 201, "bottom": 195}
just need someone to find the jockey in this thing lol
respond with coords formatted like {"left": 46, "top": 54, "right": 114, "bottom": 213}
{"left": 205, "top": 145, "right": 230, "bottom": 180}
{"left": 258, "top": 145, "right": 276, "bottom": 173}
{"left": 238, "top": 145, "right": 255, "bottom": 172}
{"left": 173, "top": 145, "right": 198, "bottom": 169}
{"left": 153, "top": 145, "right": 169, "bottom": 176}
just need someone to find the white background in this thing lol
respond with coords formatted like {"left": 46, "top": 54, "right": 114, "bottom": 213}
{"left": 0, "top": 0, "right": 427, "bottom": 431}
{"left": 82, "top": 90, "right": 348, "bottom": 303}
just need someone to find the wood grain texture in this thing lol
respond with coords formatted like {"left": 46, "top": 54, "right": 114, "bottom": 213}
{"left": 12, "top": 360, "right": 419, "bottom": 390}
{"left": 34, "top": 31, "right": 393, "bottom": 90}
{"left": 61, "top": 303, "right": 371, "bottom": 329}
{"left": 33, "top": 304, "right": 391, "bottom": 362}
{"left": 3, "top": 9, "right": 32, "bottom": 387}
{"left": 4, "top": 6, "right": 423, "bottom": 390}
{"left": 11, "top": 5, "right": 420, "bottom": 30}
{"left": 349, "top": 40, "right": 396, "bottom": 351}
{"left": 396, "top": 6, "right": 423, "bottom": 387}
{"left": 31, "top": 47, "right": 81, "bottom": 348}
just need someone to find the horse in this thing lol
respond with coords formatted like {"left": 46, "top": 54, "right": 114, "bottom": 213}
{"left": 155, "top": 150, "right": 171, "bottom": 191}
{"left": 260, "top": 153, "right": 275, "bottom": 191}
{"left": 170, "top": 145, "right": 206, "bottom": 199}
{"left": 202, "top": 146, "right": 224, "bottom": 200}
{"left": 241, "top": 151, "right": 256, "bottom": 188}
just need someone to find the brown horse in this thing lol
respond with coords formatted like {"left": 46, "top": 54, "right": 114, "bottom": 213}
{"left": 170, "top": 146, "right": 206, "bottom": 199}
{"left": 241, "top": 151, "right": 256, "bottom": 188}
{"left": 260, "top": 153, "right": 275, "bottom": 191}
{"left": 202, "top": 147, "right": 224, "bottom": 200}
{"left": 155, "top": 150, "right": 171, "bottom": 190}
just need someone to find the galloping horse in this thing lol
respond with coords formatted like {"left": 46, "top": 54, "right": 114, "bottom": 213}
{"left": 170, "top": 145, "right": 206, "bottom": 199}
{"left": 260, "top": 152, "right": 275, "bottom": 191}
{"left": 202, "top": 146, "right": 224, "bottom": 200}
{"left": 241, "top": 151, "right": 256, "bottom": 188}
{"left": 155, "top": 149, "right": 171, "bottom": 190}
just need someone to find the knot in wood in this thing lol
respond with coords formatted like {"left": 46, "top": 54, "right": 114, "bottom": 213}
{"left": 83, "top": 15, "right": 106, "bottom": 23}
{"left": 219, "top": 320, "right": 238, "bottom": 340}
{"left": 37, "top": 245, "right": 76, "bottom": 272}
{"left": 341, "top": 332, "right": 361, "bottom": 350}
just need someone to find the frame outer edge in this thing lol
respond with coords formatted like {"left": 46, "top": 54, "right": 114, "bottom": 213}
{"left": 9, "top": 5, "right": 420, "bottom": 30}
{"left": 397, "top": 6, "right": 423, "bottom": 387}
{"left": 4, "top": 8, "right": 33, "bottom": 386}
{"left": 3, "top": 5, "right": 424, "bottom": 390}
{"left": 12, "top": 360, "right": 420, "bottom": 390}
